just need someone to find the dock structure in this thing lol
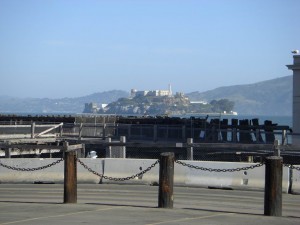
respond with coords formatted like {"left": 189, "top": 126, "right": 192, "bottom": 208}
{"left": 0, "top": 114, "right": 298, "bottom": 163}
{"left": 287, "top": 54, "right": 300, "bottom": 145}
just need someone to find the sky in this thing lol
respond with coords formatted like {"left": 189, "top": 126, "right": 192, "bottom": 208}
{"left": 0, "top": 0, "right": 299, "bottom": 99}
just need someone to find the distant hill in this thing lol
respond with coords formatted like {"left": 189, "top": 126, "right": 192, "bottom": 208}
{"left": 186, "top": 76, "right": 292, "bottom": 116}
{"left": 0, "top": 90, "right": 129, "bottom": 114}
{"left": 0, "top": 76, "right": 293, "bottom": 116}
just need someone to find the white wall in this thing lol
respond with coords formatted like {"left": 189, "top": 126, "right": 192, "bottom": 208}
{"left": 0, "top": 158, "right": 294, "bottom": 193}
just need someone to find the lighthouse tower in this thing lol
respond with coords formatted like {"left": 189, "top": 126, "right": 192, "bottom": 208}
{"left": 168, "top": 84, "right": 172, "bottom": 97}
{"left": 287, "top": 53, "right": 300, "bottom": 145}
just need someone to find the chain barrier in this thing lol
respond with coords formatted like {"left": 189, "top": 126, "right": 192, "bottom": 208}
{"left": 284, "top": 164, "right": 300, "bottom": 171}
{"left": 0, "top": 158, "right": 64, "bottom": 171}
{"left": 175, "top": 160, "right": 264, "bottom": 172}
{"left": 77, "top": 158, "right": 159, "bottom": 181}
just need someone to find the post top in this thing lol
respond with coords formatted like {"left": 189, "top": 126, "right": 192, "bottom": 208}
{"left": 266, "top": 156, "right": 283, "bottom": 160}
{"left": 286, "top": 55, "right": 300, "bottom": 70}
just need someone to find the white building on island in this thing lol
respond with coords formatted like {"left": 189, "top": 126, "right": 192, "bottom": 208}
{"left": 131, "top": 84, "right": 173, "bottom": 98}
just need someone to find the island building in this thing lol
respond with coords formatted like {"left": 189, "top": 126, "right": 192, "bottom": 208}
{"left": 83, "top": 103, "right": 107, "bottom": 114}
{"left": 131, "top": 84, "right": 173, "bottom": 98}
{"left": 287, "top": 53, "right": 300, "bottom": 145}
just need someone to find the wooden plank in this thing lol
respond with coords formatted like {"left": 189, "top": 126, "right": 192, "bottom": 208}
{"left": 0, "top": 134, "right": 57, "bottom": 139}
{"left": 35, "top": 123, "right": 63, "bottom": 137}
{"left": 4, "top": 138, "right": 57, "bottom": 144}
{"left": 0, "top": 124, "right": 63, "bottom": 128}
{"left": 0, "top": 144, "right": 64, "bottom": 150}
{"left": 192, "top": 143, "right": 274, "bottom": 150}
{"left": 65, "top": 144, "right": 83, "bottom": 152}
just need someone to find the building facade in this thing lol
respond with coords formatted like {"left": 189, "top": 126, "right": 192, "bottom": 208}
{"left": 287, "top": 54, "right": 300, "bottom": 145}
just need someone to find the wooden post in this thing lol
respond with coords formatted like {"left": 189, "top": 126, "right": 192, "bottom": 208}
{"left": 120, "top": 136, "right": 126, "bottom": 158}
{"left": 282, "top": 130, "right": 287, "bottom": 145}
{"left": 59, "top": 125, "right": 63, "bottom": 137}
{"left": 264, "top": 156, "right": 282, "bottom": 216}
{"left": 31, "top": 122, "right": 35, "bottom": 138}
{"left": 78, "top": 123, "right": 83, "bottom": 141}
{"left": 187, "top": 138, "right": 193, "bottom": 160}
{"left": 102, "top": 123, "right": 106, "bottom": 140}
{"left": 64, "top": 142, "right": 77, "bottom": 204}
{"left": 5, "top": 148, "right": 11, "bottom": 158}
{"left": 106, "top": 137, "right": 112, "bottom": 158}
{"left": 158, "top": 152, "right": 174, "bottom": 208}
{"left": 127, "top": 124, "right": 131, "bottom": 141}
{"left": 182, "top": 125, "right": 186, "bottom": 141}
{"left": 153, "top": 125, "right": 158, "bottom": 142}
{"left": 232, "top": 119, "right": 238, "bottom": 143}
{"left": 232, "top": 128, "right": 237, "bottom": 143}
{"left": 273, "top": 140, "right": 280, "bottom": 157}
{"left": 79, "top": 144, "right": 85, "bottom": 158}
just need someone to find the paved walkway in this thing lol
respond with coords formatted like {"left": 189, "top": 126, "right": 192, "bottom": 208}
{"left": 0, "top": 184, "right": 299, "bottom": 225}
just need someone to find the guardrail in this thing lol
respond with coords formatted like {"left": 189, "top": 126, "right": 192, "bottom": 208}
{"left": 0, "top": 122, "right": 63, "bottom": 139}
{"left": 0, "top": 143, "right": 299, "bottom": 217}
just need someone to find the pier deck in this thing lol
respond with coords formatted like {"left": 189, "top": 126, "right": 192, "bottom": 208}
{"left": 0, "top": 184, "right": 299, "bottom": 225}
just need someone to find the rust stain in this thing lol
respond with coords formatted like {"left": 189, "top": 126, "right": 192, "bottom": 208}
{"left": 162, "top": 180, "right": 170, "bottom": 193}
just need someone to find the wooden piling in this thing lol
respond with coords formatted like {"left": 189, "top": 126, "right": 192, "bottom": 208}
{"left": 31, "top": 122, "right": 35, "bottom": 138}
{"left": 5, "top": 148, "right": 11, "bottom": 158}
{"left": 120, "top": 136, "right": 126, "bottom": 158}
{"left": 187, "top": 138, "right": 193, "bottom": 160}
{"left": 158, "top": 152, "right": 174, "bottom": 208}
{"left": 106, "top": 137, "right": 112, "bottom": 158}
{"left": 264, "top": 156, "right": 282, "bottom": 216}
{"left": 64, "top": 142, "right": 77, "bottom": 204}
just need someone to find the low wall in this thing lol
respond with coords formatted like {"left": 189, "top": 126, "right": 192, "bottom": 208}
{"left": 291, "top": 165, "right": 300, "bottom": 194}
{"left": 0, "top": 158, "right": 293, "bottom": 193}
{"left": 0, "top": 158, "right": 103, "bottom": 184}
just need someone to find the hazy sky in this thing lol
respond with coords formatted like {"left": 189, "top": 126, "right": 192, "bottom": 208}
{"left": 0, "top": 0, "right": 299, "bottom": 98}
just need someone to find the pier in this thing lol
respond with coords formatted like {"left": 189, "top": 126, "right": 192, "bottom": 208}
{"left": 0, "top": 115, "right": 297, "bottom": 163}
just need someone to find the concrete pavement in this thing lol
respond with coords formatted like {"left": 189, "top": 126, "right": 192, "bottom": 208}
{"left": 0, "top": 184, "right": 299, "bottom": 225}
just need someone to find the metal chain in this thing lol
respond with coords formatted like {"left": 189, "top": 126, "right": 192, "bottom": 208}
{"left": 284, "top": 164, "right": 300, "bottom": 171}
{"left": 175, "top": 160, "right": 264, "bottom": 172}
{"left": 77, "top": 158, "right": 159, "bottom": 181}
{"left": 0, "top": 158, "right": 64, "bottom": 171}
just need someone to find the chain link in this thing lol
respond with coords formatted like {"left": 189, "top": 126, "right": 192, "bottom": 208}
{"left": 77, "top": 158, "right": 159, "bottom": 181}
{"left": 175, "top": 160, "right": 264, "bottom": 172}
{"left": 284, "top": 164, "right": 300, "bottom": 171}
{"left": 0, "top": 158, "right": 64, "bottom": 171}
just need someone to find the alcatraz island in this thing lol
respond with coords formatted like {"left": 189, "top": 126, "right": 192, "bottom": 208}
{"left": 83, "top": 85, "right": 236, "bottom": 116}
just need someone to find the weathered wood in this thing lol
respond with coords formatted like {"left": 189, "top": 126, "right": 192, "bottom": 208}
{"left": 221, "top": 119, "right": 228, "bottom": 141}
{"left": 153, "top": 125, "right": 158, "bottom": 142}
{"left": 264, "top": 156, "right": 282, "bottom": 216}
{"left": 158, "top": 152, "right": 174, "bottom": 208}
{"left": 31, "top": 122, "right": 35, "bottom": 138}
{"left": 273, "top": 140, "right": 280, "bottom": 157}
{"left": 252, "top": 118, "right": 263, "bottom": 143}
{"left": 187, "top": 138, "right": 193, "bottom": 160}
{"left": 65, "top": 144, "right": 83, "bottom": 152}
{"left": 106, "top": 137, "right": 112, "bottom": 158}
{"left": 232, "top": 119, "right": 238, "bottom": 143}
{"left": 78, "top": 123, "right": 83, "bottom": 140}
{"left": 64, "top": 142, "right": 77, "bottom": 204}
{"left": 0, "top": 144, "right": 64, "bottom": 150}
{"left": 265, "top": 120, "right": 275, "bottom": 144}
{"left": 120, "top": 136, "right": 126, "bottom": 158}
{"left": 282, "top": 130, "right": 287, "bottom": 145}
{"left": 5, "top": 148, "right": 11, "bottom": 158}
